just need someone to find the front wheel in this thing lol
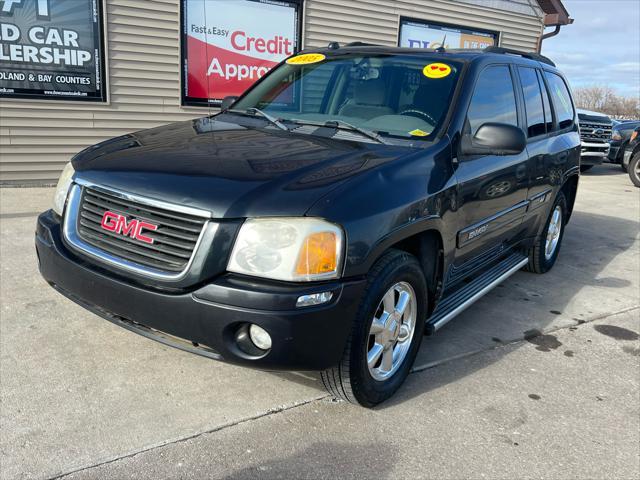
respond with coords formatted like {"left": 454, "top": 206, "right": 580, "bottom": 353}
{"left": 525, "top": 191, "right": 567, "bottom": 274}
{"left": 321, "top": 249, "right": 427, "bottom": 407}
{"left": 629, "top": 154, "right": 640, "bottom": 187}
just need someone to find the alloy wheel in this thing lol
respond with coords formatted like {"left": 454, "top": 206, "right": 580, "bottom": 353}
{"left": 366, "top": 282, "right": 417, "bottom": 381}
{"left": 545, "top": 205, "right": 563, "bottom": 260}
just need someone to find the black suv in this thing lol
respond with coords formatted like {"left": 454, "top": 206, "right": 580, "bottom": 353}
{"left": 36, "top": 45, "right": 580, "bottom": 407}
{"left": 622, "top": 126, "right": 640, "bottom": 187}
{"left": 610, "top": 121, "right": 640, "bottom": 171}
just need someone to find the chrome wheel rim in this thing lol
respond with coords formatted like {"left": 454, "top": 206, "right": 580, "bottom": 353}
{"left": 634, "top": 160, "right": 640, "bottom": 177}
{"left": 367, "top": 282, "right": 417, "bottom": 381}
{"left": 545, "top": 205, "right": 563, "bottom": 260}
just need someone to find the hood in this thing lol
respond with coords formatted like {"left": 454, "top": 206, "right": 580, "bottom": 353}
{"left": 577, "top": 109, "right": 612, "bottom": 124}
{"left": 72, "top": 116, "right": 422, "bottom": 218}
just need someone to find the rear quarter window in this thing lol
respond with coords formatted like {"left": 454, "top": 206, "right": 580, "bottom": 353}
{"left": 537, "top": 70, "right": 554, "bottom": 133}
{"left": 518, "top": 67, "right": 546, "bottom": 138}
{"left": 545, "top": 72, "right": 575, "bottom": 129}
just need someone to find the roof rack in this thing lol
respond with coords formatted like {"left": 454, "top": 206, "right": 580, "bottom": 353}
{"left": 344, "top": 41, "right": 381, "bottom": 47}
{"left": 483, "top": 46, "right": 556, "bottom": 67}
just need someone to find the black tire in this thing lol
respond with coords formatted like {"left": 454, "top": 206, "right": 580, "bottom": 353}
{"left": 321, "top": 249, "right": 427, "bottom": 407}
{"left": 629, "top": 154, "right": 640, "bottom": 188}
{"left": 580, "top": 165, "right": 594, "bottom": 172}
{"left": 525, "top": 191, "right": 567, "bottom": 274}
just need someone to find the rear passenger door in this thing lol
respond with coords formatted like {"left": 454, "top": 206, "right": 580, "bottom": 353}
{"left": 450, "top": 65, "right": 530, "bottom": 281}
{"left": 518, "top": 67, "right": 578, "bottom": 228}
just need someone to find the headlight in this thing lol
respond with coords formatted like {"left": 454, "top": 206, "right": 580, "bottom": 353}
{"left": 228, "top": 218, "right": 344, "bottom": 282}
{"left": 611, "top": 132, "right": 622, "bottom": 141}
{"left": 52, "top": 162, "right": 75, "bottom": 216}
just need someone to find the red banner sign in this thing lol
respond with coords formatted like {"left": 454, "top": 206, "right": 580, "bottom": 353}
{"left": 182, "top": 0, "right": 300, "bottom": 106}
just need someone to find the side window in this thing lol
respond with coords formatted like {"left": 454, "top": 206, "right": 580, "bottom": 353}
{"left": 537, "top": 70, "right": 554, "bottom": 132}
{"left": 518, "top": 67, "right": 546, "bottom": 138}
{"left": 467, "top": 65, "right": 518, "bottom": 135}
{"left": 545, "top": 71, "right": 575, "bottom": 129}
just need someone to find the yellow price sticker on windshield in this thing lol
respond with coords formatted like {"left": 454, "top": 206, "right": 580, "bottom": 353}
{"left": 286, "top": 53, "right": 326, "bottom": 65}
{"left": 409, "top": 129, "right": 429, "bottom": 137}
{"left": 423, "top": 63, "right": 452, "bottom": 79}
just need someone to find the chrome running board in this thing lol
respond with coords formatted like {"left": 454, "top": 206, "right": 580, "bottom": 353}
{"left": 427, "top": 252, "right": 529, "bottom": 334}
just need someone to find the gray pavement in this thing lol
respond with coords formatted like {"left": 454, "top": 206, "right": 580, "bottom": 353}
{"left": 1, "top": 163, "right": 639, "bottom": 480}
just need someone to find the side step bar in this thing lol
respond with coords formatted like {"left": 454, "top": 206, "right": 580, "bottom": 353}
{"left": 426, "top": 252, "right": 529, "bottom": 334}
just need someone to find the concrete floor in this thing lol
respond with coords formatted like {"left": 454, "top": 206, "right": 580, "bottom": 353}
{"left": 1, "top": 163, "right": 638, "bottom": 480}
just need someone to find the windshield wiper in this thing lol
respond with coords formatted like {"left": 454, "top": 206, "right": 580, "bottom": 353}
{"left": 229, "top": 107, "right": 290, "bottom": 132}
{"left": 290, "top": 119, "right": 387, "bottom": 144}
{"left": 324, "top": 120, "right": 387, "bottom": 144}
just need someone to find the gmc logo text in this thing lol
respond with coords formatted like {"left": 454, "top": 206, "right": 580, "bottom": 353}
{"left": 100, "top": 211, "right": 158, "bottom": 244}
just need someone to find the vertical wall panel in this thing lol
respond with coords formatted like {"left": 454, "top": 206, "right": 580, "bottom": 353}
{"left": 303, "top": 0, "right": 543, "bottom": 51}
{"left": 0, "top": 0, "right": 202, "bottom": 184}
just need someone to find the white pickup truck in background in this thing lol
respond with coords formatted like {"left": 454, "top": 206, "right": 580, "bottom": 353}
{"left": 577, "top": 108, "right": 613, "bottom": 172}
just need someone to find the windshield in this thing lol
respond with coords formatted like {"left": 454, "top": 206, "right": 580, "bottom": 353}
{"left": 229, "top": 53, "right": 461, "bottom": 141}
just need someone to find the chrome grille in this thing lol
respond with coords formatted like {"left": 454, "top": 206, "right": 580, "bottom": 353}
{"left": 579, "top": 122, "right": 612, "bottom": 144}
{"left": 76, "top": 186, "right": 207, "bottom": 273}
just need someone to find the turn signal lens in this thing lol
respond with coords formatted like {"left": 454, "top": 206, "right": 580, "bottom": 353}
{"left": 631, "top": 131, "right": 638, "bottom": 142}
{"left": 296, "top": 232, "right": 338, "bottom": 276}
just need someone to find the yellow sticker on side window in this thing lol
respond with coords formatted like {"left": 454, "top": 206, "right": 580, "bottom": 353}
{"left": 286, "top": 53, "right": 326, "bottom": 65}
{"left": 423, "top": 63, "right": 452, "bottom": 79}
{"left": 409, "top": 129, "right": 429, "bottom": 137}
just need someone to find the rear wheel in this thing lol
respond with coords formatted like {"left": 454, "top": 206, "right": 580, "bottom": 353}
{"left": 629, "top": 154, "right": 640, "bottom": 187}
{"left": 321, "top": 249, "right": 427, "bottom": 407}
{"left": 525, "top": 191, "right": 567, "bottom": 274}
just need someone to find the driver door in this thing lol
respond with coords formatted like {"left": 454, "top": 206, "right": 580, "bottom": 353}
{"left": 449, "top": 64, "right": 529, "bottom": 284}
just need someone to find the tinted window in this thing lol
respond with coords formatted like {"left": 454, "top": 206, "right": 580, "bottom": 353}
{"left": 467, "top": 66, "right": 518, "bottom": 134}
{"left": 537, "top": 70, "right": 554, "bottom": 132}
{"left": 519, "top": 67, "right": 545, "bottom": 137}
{"left": 545, "top": 72, "right": 574, "bottom": 129}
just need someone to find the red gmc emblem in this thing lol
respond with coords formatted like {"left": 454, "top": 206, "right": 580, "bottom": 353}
{"left": 100, "top": 211, "right": 158, "bottom": 244}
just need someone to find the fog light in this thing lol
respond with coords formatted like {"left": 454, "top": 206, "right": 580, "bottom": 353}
{"left": 249, "top": 324, "right": 272, "bottom": 350}
{"left": 296, "top": 291, "right": 333, "bottom": 307}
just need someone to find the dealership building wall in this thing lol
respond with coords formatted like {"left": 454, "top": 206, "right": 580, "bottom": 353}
{"left": 0, "top": 0, "right": 545, "bottom": 184}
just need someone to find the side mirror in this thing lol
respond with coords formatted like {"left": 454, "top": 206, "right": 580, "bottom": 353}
{"left": 221, "top": 96, "right": 239, "bottom": 111}
{"left": 461, "top": 123, "right": 526, "bottom": 156}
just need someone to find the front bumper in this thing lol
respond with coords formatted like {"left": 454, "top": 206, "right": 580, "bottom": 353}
{"left": 607, "top": 144, "right": 621, "bottom": 162}
{"left": 580, "top": 141, "right": 609, "bottom": 165}
{"left": 580, "top": 153, "right": 606, "bottom": 166}
{"left": 36, "top": 210, "right": 366, "bottom": 371}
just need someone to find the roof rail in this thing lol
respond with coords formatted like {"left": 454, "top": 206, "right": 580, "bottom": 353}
{"left": 344, "top": 41, "right": 381, "bottom": 47}
{"left": 483, "top": 46, "right": 556, "bottom": 67}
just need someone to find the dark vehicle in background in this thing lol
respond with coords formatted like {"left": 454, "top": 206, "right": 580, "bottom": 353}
{"left": 577, "top": 109, "right": 613, "bottom": 171}
{"left": 622, "top": 127, "right": 640, "bottom": 187}
{"left": 36, "top": 45, "right": 580, "bottom": 407}
{"left": 609, "top": 121, "right": 640, "bottom": 171}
